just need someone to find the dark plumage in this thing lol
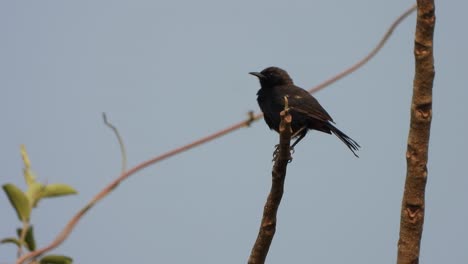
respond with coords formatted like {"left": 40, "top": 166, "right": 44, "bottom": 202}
{"left": 250, "top": 66, "right": 360, "bottom": 157}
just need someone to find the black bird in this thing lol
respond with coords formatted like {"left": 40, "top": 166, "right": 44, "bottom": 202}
{"left": 250, "top": 67, "right": 360, "bottom": 157}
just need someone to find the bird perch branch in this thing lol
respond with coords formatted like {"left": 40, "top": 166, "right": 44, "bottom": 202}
{"left": 248, "top": 97, "right": 292, "bottom": 264}
{"left": 397, "top": 1, "right": 435, "bottom": 264}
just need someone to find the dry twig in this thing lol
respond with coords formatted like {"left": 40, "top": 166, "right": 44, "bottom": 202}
{"left": 248, "top": 97, "right": 292, "bottom": 264}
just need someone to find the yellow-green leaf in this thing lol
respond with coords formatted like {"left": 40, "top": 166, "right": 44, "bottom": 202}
{"left": 20, "top": 145, "right": 31, "bottom": 170}
{"left": 25, "top": 181, "right": 45, "bottom": 208}
{"left": 41, "top": 184, "right": 78, "bottom": 198}
{"left": 20, "top": 145, "right": 37, "bottom": 187}
{"left": 2, "top": 184, "right": 31, "bottom": 221}
{"left": 40, "top": 255, "right": 73, "bottom": 264}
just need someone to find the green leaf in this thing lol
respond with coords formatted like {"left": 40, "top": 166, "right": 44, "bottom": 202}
{"left": 21, "top": 145, "right": 37, "bottom": 187}
{"left": 16, "top": 226, "right": 36, "bottom": 251}
{"left": 41, "top": 184, "right": 78, "bottom": 198}
{"left": 2, "top": 183, "right": 31, "bottom": 221}
{"left": 20, "top": 145, "right": 43, "bottom": 207}
{"left": 40, "top": 255, "right": 73, "bottom": 264}
{"left": 19, "top": 145, "right": 77, "bottom": 208}
{"left": 25, "top": 181, "right": 45, "bottom": 208}
{"left": 0, "top": 237, "right": 23, "bottom": 247}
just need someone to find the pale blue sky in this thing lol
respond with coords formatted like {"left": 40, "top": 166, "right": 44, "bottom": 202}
{"left": 1, "top": 1, "right": 467, "bottom": 263}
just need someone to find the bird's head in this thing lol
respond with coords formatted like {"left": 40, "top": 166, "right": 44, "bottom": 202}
{"left": 249, "top": 67, "right": 294, "bottom": 88}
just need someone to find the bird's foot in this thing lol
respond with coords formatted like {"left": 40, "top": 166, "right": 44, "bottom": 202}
{"left": 272, "top": 144, "right": 294, "bottom": 163}
{"left": 288, "top": 147, "right": 294, "bottom": 163}
{"left": 272, "top": 144, "right": 280, "bottom": 161}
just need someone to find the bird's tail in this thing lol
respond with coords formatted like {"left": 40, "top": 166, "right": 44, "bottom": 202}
{"left": 327, "top": 123, "right": 360, "bottom": 158}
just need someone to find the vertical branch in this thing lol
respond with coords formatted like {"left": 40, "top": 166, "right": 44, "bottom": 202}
{"left": 397, "top": 1, "right": 435, "bottom": 264}
{"left": 248, "top": 97, "right": 292, "bottom": 264}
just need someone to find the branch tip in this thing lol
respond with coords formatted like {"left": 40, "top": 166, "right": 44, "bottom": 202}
{"left": 102, "top": 113, "right": 128, "bottom": 173}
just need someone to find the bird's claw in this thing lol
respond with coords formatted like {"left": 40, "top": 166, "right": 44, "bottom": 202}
{"left": 272, "top": 144, "right": 294, "bottom": 163}
{"left": 272, "top": 144, "right": 280, "bottom": 162}
{"left": 287, "top": 147, "right": 294, "bottom": 163}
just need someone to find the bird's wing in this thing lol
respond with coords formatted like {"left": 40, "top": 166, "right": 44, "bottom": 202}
{"left": 285, "top": 86, "right": 334, "bottom": 123}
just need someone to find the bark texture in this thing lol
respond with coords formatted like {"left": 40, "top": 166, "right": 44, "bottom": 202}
{"left": 397, "top": 1, "right": 435, "bottom": 264}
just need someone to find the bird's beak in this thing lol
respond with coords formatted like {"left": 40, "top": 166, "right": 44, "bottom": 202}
{"left": 249, "top": 72, "right": 265, "bottom": 79}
